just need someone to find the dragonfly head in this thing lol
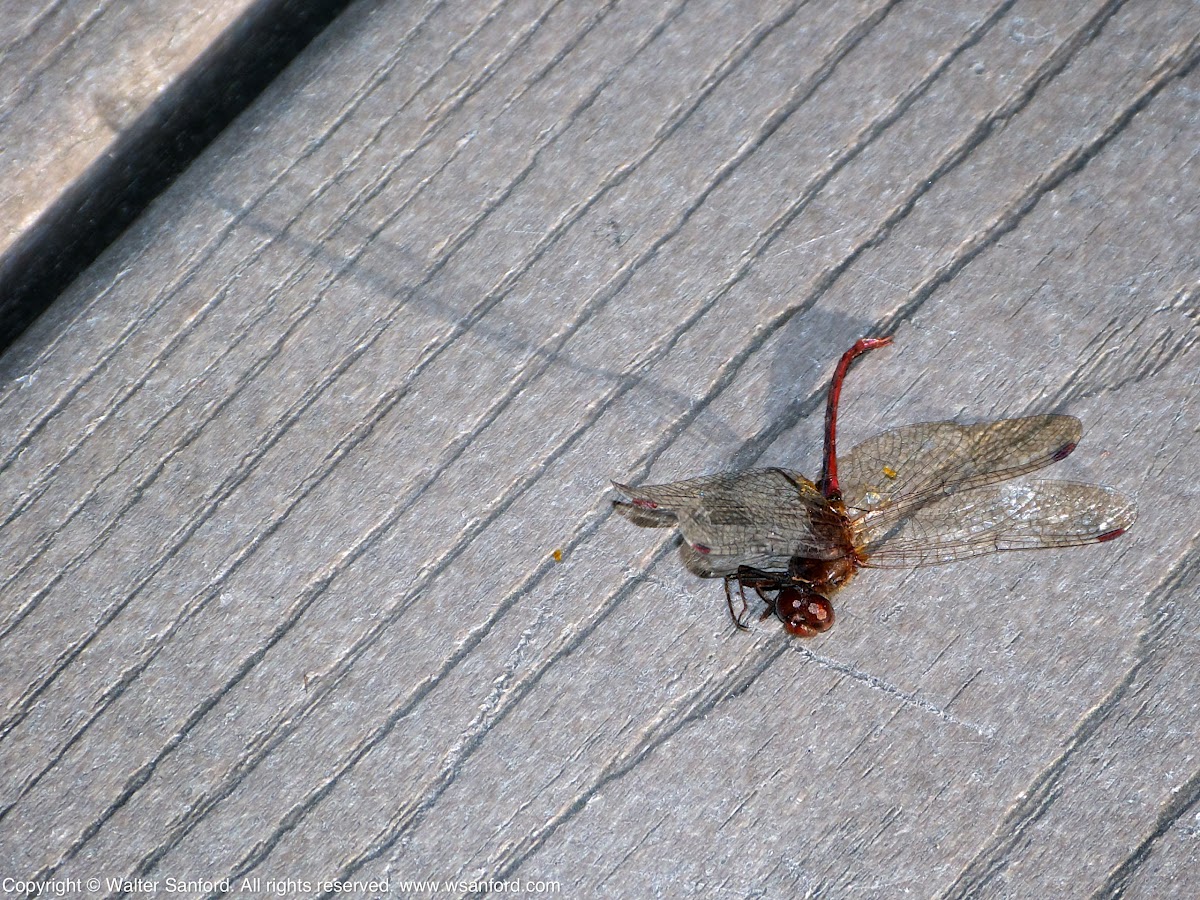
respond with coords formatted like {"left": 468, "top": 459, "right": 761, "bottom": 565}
{"left": 775, "top": 588, "right": 834, "bottom": 637}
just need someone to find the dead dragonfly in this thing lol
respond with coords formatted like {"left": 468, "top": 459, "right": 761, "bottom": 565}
{"left": 613, "top": 337, "right": 1135, "bottom": 636}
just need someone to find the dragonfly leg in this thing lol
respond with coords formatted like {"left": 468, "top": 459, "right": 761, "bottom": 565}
{"left": 723, "top": 575, "right": 752, "bottom": 631}
{"left": 725, "top": 566, "right": 790, "bottom": 630}
{"left": 753, "top": 587, "right": 776, "bottom": 621}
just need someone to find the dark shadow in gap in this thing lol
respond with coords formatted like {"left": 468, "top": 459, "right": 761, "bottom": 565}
{"left": 0, "top": 0, "right": 356, "bottom": 352}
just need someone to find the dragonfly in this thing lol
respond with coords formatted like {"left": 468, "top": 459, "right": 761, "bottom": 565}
{"left": 612, "top": 337, "right": 1136, "bottom": 636}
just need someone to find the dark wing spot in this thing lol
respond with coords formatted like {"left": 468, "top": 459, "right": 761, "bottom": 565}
{"left": 1051, "top": 441, "right": 1078, "bottom": 462}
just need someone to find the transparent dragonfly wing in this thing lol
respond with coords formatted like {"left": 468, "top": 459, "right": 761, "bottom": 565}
{"left": 855, "top": 480, "right": 1136, "bottom": 568}
{"left": 839, "top": 415, "right": 1082, "bottom": 529}
{"left": 613, "top": 469, "right": 840, "bottom": 576}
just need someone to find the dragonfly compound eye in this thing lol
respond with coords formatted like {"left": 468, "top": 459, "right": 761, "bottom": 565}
{"left": 776, "top": 588, "right": 834, "bottom": 637}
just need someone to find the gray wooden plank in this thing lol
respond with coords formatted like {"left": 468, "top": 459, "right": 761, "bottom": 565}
{"left": 0, "top": 0, "right": 259, "bottom": 258}
{"left": 0, "top": 0, "right": 1196, "bottom": 897}
{"left": 0, "top": 0, "right": 349, "bottom": 346}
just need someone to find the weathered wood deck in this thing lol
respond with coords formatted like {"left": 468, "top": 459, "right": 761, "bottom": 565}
{"left": 1, "top": 1, "right": 1197, "bottom": 897}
